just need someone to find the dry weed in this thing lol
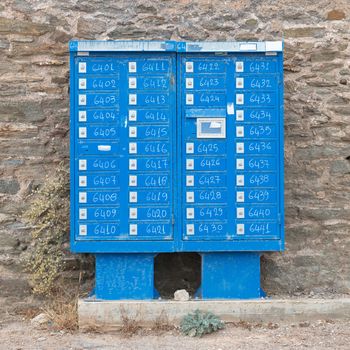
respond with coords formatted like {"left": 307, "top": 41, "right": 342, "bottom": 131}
{"left": 119, "top": 305, "right": 141, "bottom": 337}
{"left": 23, "top": 163, "right": 70, "bottom": 296}
{"left": 152, "top": 310, "right": 174, "bottom": 333}
{"left": 15, "top": 306, "right": 42, "bottom": 320}
{"left": 43, "top": 296, "right": 78, "bottom": 331}
{"left": 40, "top": 275, "right": 82, "bottom": 332}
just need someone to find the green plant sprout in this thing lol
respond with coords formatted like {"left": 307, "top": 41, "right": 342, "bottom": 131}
{"left": 180, "top": 309, "right": 225, "bottom": 337}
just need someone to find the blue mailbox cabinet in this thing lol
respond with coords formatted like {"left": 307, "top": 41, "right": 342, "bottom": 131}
{"left": 70, "top": 41, "right": 284, "bottom": 299}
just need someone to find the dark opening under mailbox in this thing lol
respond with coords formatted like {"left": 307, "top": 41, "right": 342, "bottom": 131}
{"left": 69, "top": 40, "right": 284, "bottom": 299}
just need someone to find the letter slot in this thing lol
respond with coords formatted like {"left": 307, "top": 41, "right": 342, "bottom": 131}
{"left": 196, "top": 118, "right": 226, "bottom": 138}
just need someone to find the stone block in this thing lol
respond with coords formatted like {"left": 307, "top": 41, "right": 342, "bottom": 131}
{"left": 0, "top": 17, "right": 52, "bottom": 35}
{"left": 327, "top": 10, "right": 346, "bottom": 21}
{"left": 0, "top": 179, "right": 20, "bottom": 194}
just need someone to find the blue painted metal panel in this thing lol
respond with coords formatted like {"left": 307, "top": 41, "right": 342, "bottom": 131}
{"left": 188, "top": 206, "right": 228, "bottom": 220}
{"left": 235, "top": 75, "right": 278, "bottom": 90}
{"left": 201, "top": 253, "right": 262, "bottom": 299}
{"left": 77, "top": 125, "right": 119, "bottom": 139}
{"left": 185, "top": 222, "right": 228, "bottom": 239}
{"left": 239, "top": 92, "right": 277, "bottom": 106}
{"left": 187, "top": 76, "right": 226, "bottom": 90}
{"left": 79, "top": 92, "right": 120, "bottom": 108}
{"left": 131, "top": 92, "right": 170, "bottom": 106}
{"left": 83, "top": 76, "right": 120, "bottom": 90}
{"left": 244, "top": 59, "right": 277, "bottom": 73}
{"left": 70, "top": 40, "right": 284, "bottom": 257}
{"left": 77, "top": 222, "right": 121, "bottom": 239}
{"left": 188, "top": 189, "right": 228, "bottom": 203}
{"left": 76, "top": 222, "right": 173, "bottom": 240}
{"left": 189, "top": 61, "right": 226, "bottom": 73}
{"left": 129, "top": 157, "right": 170, "bottom": 171}
{"left": 134, "top": 77, "right": 170, "bottom": 90}
{"left": 190, "top": 173, "right": 227, "bottom": 187}
{"left": 76, "top": 142, "right": 121, "bottom": 155}
{"left": 70, "top": 45, "right": 177, "bottom": 249}
{"left": 83, "top": 60, "right": 121, "bottom": 75}
{"left": 78, "top": 190, "right": 120, "bottom": 205}
{"left": 78, "top": 207, "right": 120, "bottom": 221}
{"left": 95, "top": 253, "right": 156, "bottom": 300}
{"left": 177, "top": 41, "right": 283, "bottom": 53}
{"left": 185, "top": 157, "right": 227, "bottom": 171}
{"left": 133, "top": 59, "right": 171, "bottom": 73}
{"left": 134, "top": 141, "right": 171, "bottom": 155}
{"left": 130, "top": 126, "right": 170, "bottom": 140}
{"left": 128, "top": 110, "right": 171, "bottom": 123}
{"left": 76, "top": 206, "right": 173, "bottom": 223}
{"left": 130, "top": 207, "right": 172, "bottom": 220}
{"left": 238, "top": 124, "right": 278, "bottom": 138}
{"left": 76, "top": 174, "right": 120, "bottom": 188}
{"left": 242, "top": 205, "right": 278, "bottom": 220}
{"left": 77, "top": 157, "right": 120, "bottom": 171}
{"left": 242, "top": 156, "right": 278, "bottom": 171}
{"left": 236, "top": 140, "right": 278, "bottom": 154}
{"left": 234, "top": 222, "right": 280, "bottom": 239}
{"left": 184, "top": 141, "right": 227, "bottom": 154}
{"left": 239, "top": 173, "right": 278, "bottom": 187}
{"left": 237, "top": 189, "right": 278, "bottom": 203}
{"left": 80, "top": 109, "right": 121, "bottom": 124}
{"left": 179, "top": 50, "right": 284, "bottom": 252}
{"left": 185, "top": 109, "right": 226, "bottom": 118}
{"left": 134, "top": 190, "right": 171, "bottom": 204}
{"left": 71, "top": 40, "right": 177, "bottom": 52}
{"left": 235, "top": 108, "right": 278, "bottom": 123}
{"left": 183, "top": 92, "right": 226, "bottom": 107}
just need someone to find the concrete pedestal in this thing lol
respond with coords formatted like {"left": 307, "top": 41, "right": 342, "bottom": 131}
{"left": 78, "top": 298, "right": 350, "bottom": 331}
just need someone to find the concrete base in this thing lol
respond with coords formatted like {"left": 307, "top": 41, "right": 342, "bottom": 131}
{"left": 78, "top": 298, "right": 350, "bottom": 331}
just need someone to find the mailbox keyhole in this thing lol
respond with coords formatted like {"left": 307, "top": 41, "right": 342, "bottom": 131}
{"left": 154, "top": 253, "right": 201, "bottom": 299}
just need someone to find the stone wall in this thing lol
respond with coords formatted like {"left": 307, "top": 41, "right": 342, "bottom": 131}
{"left": 0, "top": 0, "right": 349, "bottom": 298}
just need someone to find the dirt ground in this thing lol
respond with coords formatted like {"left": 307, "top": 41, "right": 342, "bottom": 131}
{"left": 1, "top": 295, "right": 350, "bottom": 350}
{"left": 1, "top": 316, "right": 350, "bottom": 350}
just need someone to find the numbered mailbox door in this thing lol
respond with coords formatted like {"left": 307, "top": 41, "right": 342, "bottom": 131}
{"left": 179, "top": 49, "right": 284, "bottom": 251}
{"left": 70, "top": 42, "right": 177, "bottom": 252}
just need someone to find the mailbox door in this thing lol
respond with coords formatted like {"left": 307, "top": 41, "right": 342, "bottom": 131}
{"left": 70, "top": 48, "right": 177, "bottom": 252}
{"left": 178, "top": 51, "right": 284, "bottom": 251}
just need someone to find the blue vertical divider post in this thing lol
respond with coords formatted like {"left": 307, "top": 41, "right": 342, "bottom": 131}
{"left": 200, "top": 252, "right": 261, "bottom": 298}
{"left": 95, "top": 254, "right": 156, "bottom": 300}
{"left": 70, "top": 40, "right": 284, "bottom": 300}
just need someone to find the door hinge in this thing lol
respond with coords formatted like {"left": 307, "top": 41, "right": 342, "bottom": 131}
{"left": 172, "top": 215, "right": 175, "bottom": 226}
{"left": 278, "top": 213, "right": 282, "bottom": 224}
